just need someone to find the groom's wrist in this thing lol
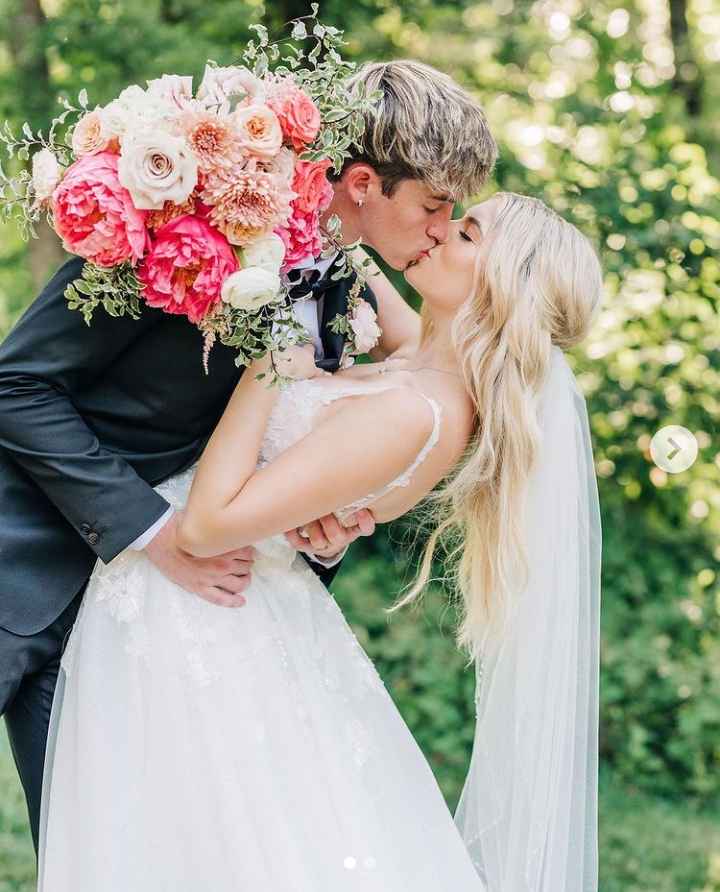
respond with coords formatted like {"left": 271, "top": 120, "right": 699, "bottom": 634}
{"left": 129, "top": 506, "right": 176, "bottom": 551}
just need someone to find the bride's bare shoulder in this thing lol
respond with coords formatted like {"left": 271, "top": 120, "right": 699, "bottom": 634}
{"left": 403, "top": 372, "right": 475, "bottom": 462}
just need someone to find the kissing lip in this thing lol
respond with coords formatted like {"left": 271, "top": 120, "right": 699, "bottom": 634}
{"left": 405, "top": 249, "right": 432, "bottom": 270}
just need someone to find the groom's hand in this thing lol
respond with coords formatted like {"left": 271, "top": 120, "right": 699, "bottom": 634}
{"left": 144, "top": 512, "right": 255, "bottom": 608}
{"left": 284, "top": 509, "right": 376, "bottom": 561}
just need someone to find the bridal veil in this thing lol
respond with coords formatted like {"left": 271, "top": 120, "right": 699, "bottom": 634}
{"left": 455, "top": 345, "right": 601, "bottom": 891}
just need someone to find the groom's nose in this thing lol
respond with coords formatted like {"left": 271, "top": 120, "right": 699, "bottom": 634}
{"left": 426, "top": 205, "right": 453, "bottom": 244}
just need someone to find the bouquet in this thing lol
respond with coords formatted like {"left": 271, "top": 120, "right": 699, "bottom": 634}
{"left": 0, "top": 8, "right": 380, "bottom": 379}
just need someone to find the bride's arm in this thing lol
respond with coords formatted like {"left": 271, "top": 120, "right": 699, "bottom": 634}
{"left": 177, "top": 358, "right": 436, "bottom": 558}
{"left": 356, "top": 249, "right": 422, "bottom": 360}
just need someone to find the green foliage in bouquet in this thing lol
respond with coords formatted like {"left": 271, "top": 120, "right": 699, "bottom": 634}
{"left": 64, "top": 261, "right": 143, "bottom": 324}
{"left": 242, "top": 5, "right": 378, "bottom": 175}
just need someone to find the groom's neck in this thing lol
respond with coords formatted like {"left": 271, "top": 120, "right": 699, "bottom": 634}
{"left": 320, "top": 191, "right": 363, "bottom": 247}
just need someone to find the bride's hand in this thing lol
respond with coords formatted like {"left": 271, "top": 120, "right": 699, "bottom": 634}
{"left": 285, "top": 509, "right": 376, "bottom": 561}
{"left": 271, "top": 343, "right": 330, "bottom": 380}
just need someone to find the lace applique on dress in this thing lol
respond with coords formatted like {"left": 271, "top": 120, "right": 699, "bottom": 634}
{"left": 90, "top": 374, "right": 442, "bottom": 684}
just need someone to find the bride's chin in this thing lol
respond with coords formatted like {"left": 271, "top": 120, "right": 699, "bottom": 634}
{"left": 403, "top": 263, "right": 425, "bottom": 290}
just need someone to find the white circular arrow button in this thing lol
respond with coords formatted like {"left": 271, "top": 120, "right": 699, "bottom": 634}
{"left": 650, "top": 425, "right": 698, "bottom": 473}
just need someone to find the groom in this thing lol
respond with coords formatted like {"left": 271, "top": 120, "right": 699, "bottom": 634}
{"left": 0, "top": 59, "right": 496, "bottom": 851}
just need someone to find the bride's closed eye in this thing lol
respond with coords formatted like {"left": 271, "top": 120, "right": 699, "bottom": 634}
{"left": 459, "top": 230, "right": 473, "bottom": 242}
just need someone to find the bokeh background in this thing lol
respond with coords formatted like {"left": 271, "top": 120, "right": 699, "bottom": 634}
{"left": 1, "top": 0, "right": 719, "bottom": 889}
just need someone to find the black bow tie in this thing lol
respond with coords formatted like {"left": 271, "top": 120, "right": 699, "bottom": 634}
{"left": 287, "top": 258, "right": 342, "bottom": 302}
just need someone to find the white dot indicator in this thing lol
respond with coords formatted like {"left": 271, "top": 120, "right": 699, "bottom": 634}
{"left": 650, "top": 425, "right": 698, "bottom": 473}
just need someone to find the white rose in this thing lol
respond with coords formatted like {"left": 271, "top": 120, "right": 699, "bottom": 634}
{"left": 146, "top": 74, "right": 194, "bottom": 110}
{"left": 197, "top": 64, "right": 265, "bottom": 113}
{"left": 118, "top": 132, "right": 198, "bottom": 210}
{"left": 102, "top": 85, "right": 178, "bottom": 140}
{"left": 99, "top": 98, "right": 133, "bottom": 140}
{"left": 240, "top": 234, "right": 285, "bottom": 275}
{"left": 349, "top": 301, "right": 382, "bottom": 354}
{"left": 31, "top": 148, "right": 62, "bottom": 206}
{"left": 265, "top": 146, "right": 296, "bottom": 181}
{"left": 221, "top": 267, "right": 282, "bottom": 311}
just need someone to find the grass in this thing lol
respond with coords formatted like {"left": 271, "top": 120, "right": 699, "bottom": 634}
{"left": 2, "top": 727, "right": 720, "bottom": 891}
{"left": 0, "top": 730, "right": 35, "bottom": 892}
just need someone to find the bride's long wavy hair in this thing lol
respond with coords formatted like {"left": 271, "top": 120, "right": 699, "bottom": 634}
{"left": 391, "top": 192, "right": 603, "bottom": 656}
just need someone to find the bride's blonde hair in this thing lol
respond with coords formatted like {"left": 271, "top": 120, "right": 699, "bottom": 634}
{"left": 392, "top": 192, "right": 603, "bottom": 655}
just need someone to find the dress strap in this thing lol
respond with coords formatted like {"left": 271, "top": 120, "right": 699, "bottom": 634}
{"left": 299, "top": 378, "right": 443, "bottom": 521}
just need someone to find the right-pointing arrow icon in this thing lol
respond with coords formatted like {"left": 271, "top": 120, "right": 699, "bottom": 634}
{"left": 650, "top": 426, "right": 698, "bottom": 474}
{"left": 667, "top": 437, "right": 681, "bottom": 461}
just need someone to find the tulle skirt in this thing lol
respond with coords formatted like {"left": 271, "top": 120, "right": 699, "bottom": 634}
{"left": 38, "top": 493, "right": 484, "bottom": 890}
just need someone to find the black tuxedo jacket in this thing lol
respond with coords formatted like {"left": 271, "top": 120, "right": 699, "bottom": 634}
{"left": 0, "top": 255, "right": 376, "bottom": 634}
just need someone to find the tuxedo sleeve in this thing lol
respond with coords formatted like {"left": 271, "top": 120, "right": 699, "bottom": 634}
{"left": 0, "top": 256, "right": 172, "bottom": 564}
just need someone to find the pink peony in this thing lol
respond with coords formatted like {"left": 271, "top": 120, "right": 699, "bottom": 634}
{"left": 275, "top": 207, "right": 323, "bottom": 271}
{"left": 291, "top": 159, "right": 333, "bottom": 215}
{"left": 137, "top": 214, "right": 238, "bottom": 323}
{"left": 51, "top": 151, "right": 149, "bottom": 267}
{"left": 267, "top": 79, "right": 321, "bottom": 152}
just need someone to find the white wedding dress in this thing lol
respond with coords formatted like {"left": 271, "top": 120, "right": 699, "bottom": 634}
{"left": 38, "top": 376, "right": 486, "bottom": 891}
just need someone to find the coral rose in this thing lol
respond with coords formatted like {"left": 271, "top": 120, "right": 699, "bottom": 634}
{"left": 137, "top": 214, "right": 238, "bottom": 323}
{"left": 291, "top": 159, "right": 334, "bottom": 215}
{"left": 267, "top": 79, "right": 321, "bottom": 152}
{"left": 51, "top": 151, "right": 149, "bottom": 267}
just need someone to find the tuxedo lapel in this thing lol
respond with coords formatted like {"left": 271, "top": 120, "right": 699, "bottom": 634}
{"left": 317, "top": 277, "right": 350, "bottom": 372}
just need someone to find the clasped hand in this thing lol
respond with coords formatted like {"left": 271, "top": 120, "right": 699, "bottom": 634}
{"left": 145, "top": 344, "right": 377, "bottom": 604}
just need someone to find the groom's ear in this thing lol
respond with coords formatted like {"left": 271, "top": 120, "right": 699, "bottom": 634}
{"left": 340, "top": 162, "right": 384, "bottom": 205}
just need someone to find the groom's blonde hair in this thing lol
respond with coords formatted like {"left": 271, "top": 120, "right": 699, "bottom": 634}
{"left": 339, "top": 60, "right": 497, "bottom": 199}
{"left": 391, "top": 193, "right": 603, "bottom": 655}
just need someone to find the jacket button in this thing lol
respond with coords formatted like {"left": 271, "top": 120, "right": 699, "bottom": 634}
{"left": 81, "top": 523, "right": 91, "bottom": 533}
{"left": 87, "top": 532, "right": 99, "bottom": 546}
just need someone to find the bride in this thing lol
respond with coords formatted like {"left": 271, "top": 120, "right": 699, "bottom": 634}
{"left": 38, "top": 192, "right": 602, "bottom": 891}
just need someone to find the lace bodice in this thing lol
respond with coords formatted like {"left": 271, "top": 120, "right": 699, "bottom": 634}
{"left": 84, "top": 374, "right": 443, "bottom": 685}
{"left": 258, "top": 376, "right": 443, "bottom": 522}
{"left": 153, "top": 375, "right": 442, "bottom": 527}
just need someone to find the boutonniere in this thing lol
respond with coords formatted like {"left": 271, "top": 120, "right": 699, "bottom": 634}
{"left": 320, "top": 225, "right": 381, "bottom": 368}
